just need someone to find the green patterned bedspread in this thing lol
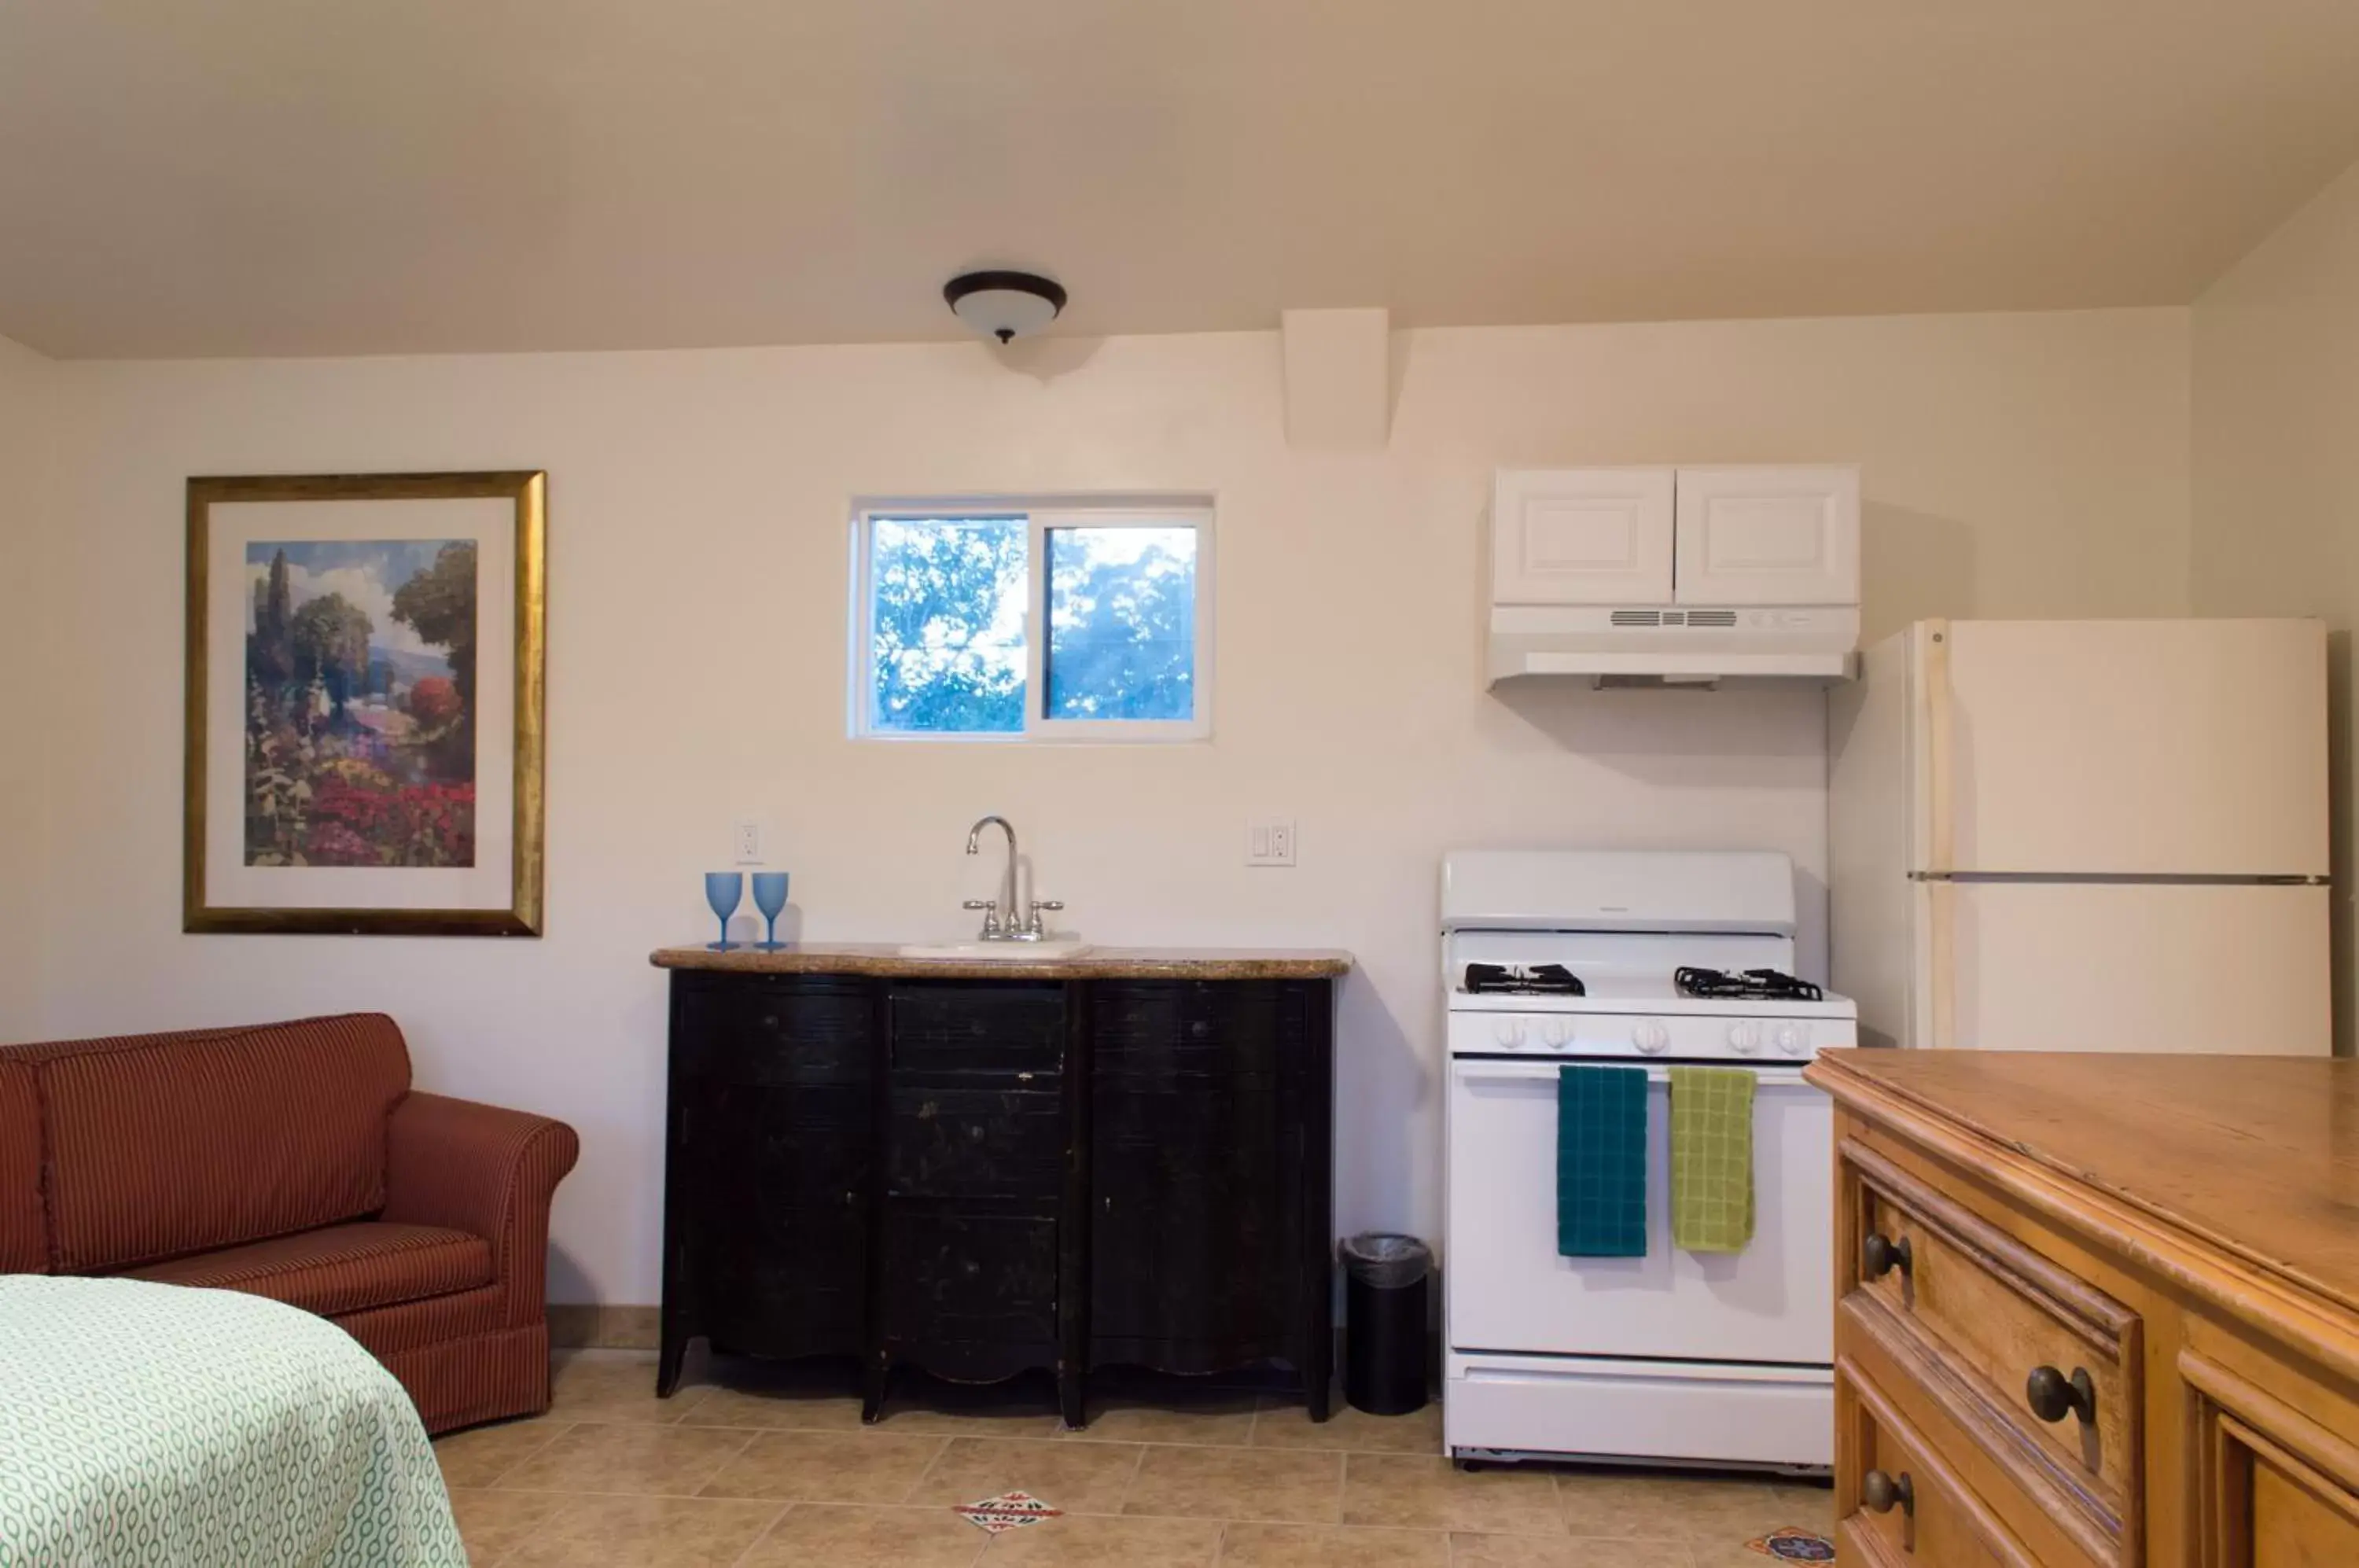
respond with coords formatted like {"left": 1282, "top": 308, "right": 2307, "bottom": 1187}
{"left": 0, "top": 1275, "right": 463, "bottom": 1566}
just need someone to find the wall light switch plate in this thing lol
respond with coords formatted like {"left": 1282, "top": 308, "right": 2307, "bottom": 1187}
{"left": 1246, "top": 818, "right": 1297, "bottom": 867}
{"left": 732, "top": 819, "right": 764, "bottom": 865}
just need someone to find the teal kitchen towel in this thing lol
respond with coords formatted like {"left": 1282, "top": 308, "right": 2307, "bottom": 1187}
{"left": 1556, "top": 1064, "right": 1649, "bottom": 1257}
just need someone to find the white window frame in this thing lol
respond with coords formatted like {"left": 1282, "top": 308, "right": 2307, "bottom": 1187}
{"left": 849, "top": 496, "right": 1215, "bottom": 743}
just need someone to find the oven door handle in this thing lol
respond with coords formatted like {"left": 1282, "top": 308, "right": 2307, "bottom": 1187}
{"left": 1449, "top": 1062, "right": 1815, "bottom": 1089}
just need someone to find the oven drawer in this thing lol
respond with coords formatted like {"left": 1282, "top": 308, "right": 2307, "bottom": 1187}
{"left": 1841, "top": 1140, "right": 2140, "bottom": 1564}
{"left": 1444, "top": 1058, "right": 1831, "bottom": 1365}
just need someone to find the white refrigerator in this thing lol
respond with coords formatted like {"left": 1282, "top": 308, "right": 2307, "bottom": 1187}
{"left": 1831, "top": 618, "right": 2331, "bottom": 1055}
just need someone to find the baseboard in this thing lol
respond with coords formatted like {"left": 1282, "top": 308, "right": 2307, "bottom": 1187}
{"left": 551, "top": 1310, "right": 1442, "bottom": 1378}
{"left": 548, "top": 1305, "right": 661, "bottom": 1349}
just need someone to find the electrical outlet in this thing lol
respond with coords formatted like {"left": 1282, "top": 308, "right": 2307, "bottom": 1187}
{"left": 1246, "top": 818, "right": 1297, "bottom": 867}
{"left": 732, "top": 819, "right": 763, "bottom": 865}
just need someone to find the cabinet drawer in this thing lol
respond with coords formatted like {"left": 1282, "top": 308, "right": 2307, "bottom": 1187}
{"left": 1093, "top": 981, "right": 1297, "bottom": 1080}
{"left": 1842, "top": 1141, "right": 2139, "bottom": 1565}
{"left": 1838, "top": 1359, "right": 2045, "bottom": 1568}
{"left": 890, "top": 984, "right": 1065, "bottom": 1078}
{"left": 882, "top": 1206, "right": 1058, "bottom": 1350}
{"left": 674, "top": 977, "right": 874, "bottom": 1084}
{"left": 887, "top": 1087, "right": 1065, "bottom": 1198}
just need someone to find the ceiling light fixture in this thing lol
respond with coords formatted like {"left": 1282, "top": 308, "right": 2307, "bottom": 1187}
{"left": 944, "top": 271, "right": 1067, "bottom": 344}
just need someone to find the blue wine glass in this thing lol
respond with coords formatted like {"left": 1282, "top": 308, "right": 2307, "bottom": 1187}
{"left": 704, "top": 872, "right": 744, "bottom": 951}
{"left": 751, "top": 871, "right": 790, "bottom": 951}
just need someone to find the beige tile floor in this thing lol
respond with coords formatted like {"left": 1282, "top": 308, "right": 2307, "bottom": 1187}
{"left": 433, "top": 1351, "right": 1834, "bottom": 1566}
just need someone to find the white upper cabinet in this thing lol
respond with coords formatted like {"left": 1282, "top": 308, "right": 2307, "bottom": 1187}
{"left": 1672, "top": 466, "right": 1859, "bottom": 605}
{"left": 1490, "top": 468, "right": 1674, "bottom": 605}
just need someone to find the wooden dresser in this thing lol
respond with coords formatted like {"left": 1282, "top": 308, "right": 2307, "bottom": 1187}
{"left": 1805, "top": 1050, "right": 2359, "bottom": 1567}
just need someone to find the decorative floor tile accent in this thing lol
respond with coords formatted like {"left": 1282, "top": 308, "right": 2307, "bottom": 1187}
{"left": 1746, "top": 1526, "right": 1836, "bottom": 1561}
{"left": 955, "top": 1489, "right": 1065, "bottom": 1534}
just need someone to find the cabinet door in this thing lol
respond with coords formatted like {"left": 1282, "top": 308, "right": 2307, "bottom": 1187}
{"left": 1492, "top": 468, "right": 1674, "bottom": 605}
{"left": 1091, "top": 1080, "right": 1297, "bottom": 1365}
{"left": 683, "top": 1081, "right": 870, "bottom": 1355}
{"left": 2184, "top": 1352, "right": 2359, "bottom": 1568}
{"left": 668, "top": 976, "right": 877, "bottom": 1360}
{"left": 1673, "top": 465, "right": 1859, "bottom": 605}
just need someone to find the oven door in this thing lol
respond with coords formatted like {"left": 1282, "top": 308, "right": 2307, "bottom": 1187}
{"left": 1445, "top": 1058, "right": 1831, "bottom": 1365}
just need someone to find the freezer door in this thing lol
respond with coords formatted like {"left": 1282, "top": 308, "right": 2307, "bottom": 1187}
{"left": 1927, "top": 882, "right": 2332, "bottom": 1054}
{"left": 1917, "top": 619, "right": 2329, "bottom": 876}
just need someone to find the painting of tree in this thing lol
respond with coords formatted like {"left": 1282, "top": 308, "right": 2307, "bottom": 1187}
{"left": 243, "top": 537, "right": 479, "bottom": 868}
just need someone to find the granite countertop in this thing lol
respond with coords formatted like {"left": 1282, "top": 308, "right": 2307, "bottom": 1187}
{"left": 650, "top": 943, "right": 1354, "bottom": 981}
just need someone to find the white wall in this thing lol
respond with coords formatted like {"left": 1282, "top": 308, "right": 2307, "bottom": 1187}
{"left": 0, "top": 333, "right": 56, "bottom": 1041}
{"left": 2193, "top": 156, "right": 2359, "bottom": 1057}
{"left": 29, "top": 307, "right": 2190, "bottom": 1302}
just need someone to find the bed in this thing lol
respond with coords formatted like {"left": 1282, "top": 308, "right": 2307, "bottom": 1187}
{"left": 0, "top": 1276, "right": 464, "bottom": 1566}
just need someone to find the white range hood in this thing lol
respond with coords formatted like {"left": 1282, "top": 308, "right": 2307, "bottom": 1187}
{"left": 1486, "top": 465, "right": 1860, "bottom": 688}
{"left": 1488, "top": 605, "right": 1860, "bottom": 686}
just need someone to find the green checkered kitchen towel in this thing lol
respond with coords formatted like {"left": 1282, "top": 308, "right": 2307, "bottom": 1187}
{"left": 1556, "top": 1065, "right": 1649, "bottom": 1257}
{"left": 1669, "top": 1065, "right": 1756, "bottom": 1253}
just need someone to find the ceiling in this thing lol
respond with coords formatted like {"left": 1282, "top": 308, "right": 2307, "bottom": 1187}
{"left": 5, "top": 1, "right": 2359, "bottom": 359}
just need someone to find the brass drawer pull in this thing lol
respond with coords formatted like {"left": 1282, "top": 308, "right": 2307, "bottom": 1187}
{"left": 2026, "top": 1364, "right": 2097, "bottom": 1426}
{"left": 1861, "top": 1468, "right": 1916, "bottom": 1518}
{"left": 1863, "top": 1231, "right": 1914, "bottom": 1282}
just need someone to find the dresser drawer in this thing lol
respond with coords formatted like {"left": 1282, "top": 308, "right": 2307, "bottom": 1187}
{"left": 1838, "top": 1357, "right": 2046, "bottom": 1568}
{"left": 890, "top": 983, "right": 1065, "bottom": 1078}
{"left": 1842, "top": 1140, "right": 2141, "bottom": 1566}
{"left": 887, "top": 1086, "right": 1065, "bottom": 1198}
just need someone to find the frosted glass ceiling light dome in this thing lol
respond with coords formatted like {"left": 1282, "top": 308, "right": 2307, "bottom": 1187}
{"left": 944, "top": 271, "right": 1067, "bottom": 344}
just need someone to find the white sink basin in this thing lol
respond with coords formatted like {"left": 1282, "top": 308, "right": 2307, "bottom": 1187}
{"left": 896, "top": 939, "right": 1094, "bottom": 961}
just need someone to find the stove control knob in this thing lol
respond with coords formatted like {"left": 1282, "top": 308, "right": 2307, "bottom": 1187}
{"left": 1492, "top": 1018, "right": 1527, "bottom": 1050}
{"left": 1728, "top": 1022, "right": 1761, "bottom": 1055}
{"left": 1775, "top": 1023, "right": 1808, "bottom": 1056}
{"left": 1541, "top": 1019, "right": 1572, "bottom": 1051}
{"left": 1632, "top": 1021, "right": 1670, "bottom": 1055}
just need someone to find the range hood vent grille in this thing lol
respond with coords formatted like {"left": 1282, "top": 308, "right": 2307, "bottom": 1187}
{"left": 1610, "top": 609, "right": 1661, "bottom": 627}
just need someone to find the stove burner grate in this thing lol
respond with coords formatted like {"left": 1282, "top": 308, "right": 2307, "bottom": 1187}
{"left": 1674, "top": 966, "right": 1824, "bottom": 1002}
{"left": 1464, "top": 963, "right": 1587, "bottom": 996}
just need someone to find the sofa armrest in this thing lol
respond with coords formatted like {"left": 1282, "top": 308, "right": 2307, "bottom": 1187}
{"left": 383, "top": 1091, "right": 579, "bottom": 1325}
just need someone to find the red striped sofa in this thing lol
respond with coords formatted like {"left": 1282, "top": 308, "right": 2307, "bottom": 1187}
{"left": 0, "top": 1013, "right": 578, "bottom": 1434}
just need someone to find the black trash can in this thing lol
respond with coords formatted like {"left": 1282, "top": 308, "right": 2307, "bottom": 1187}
{"left": 1339, "top": 1232, "right": 1431, "bottom": 1416}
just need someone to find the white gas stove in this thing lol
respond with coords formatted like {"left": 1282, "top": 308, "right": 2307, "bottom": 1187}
{"left": 1441, "top": 848, "right": 1855, "bottom": 1474}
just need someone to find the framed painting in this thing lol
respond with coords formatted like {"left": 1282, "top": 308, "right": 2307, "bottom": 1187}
{"left": 184, "top": 471, "right": 547, "bottom": 936}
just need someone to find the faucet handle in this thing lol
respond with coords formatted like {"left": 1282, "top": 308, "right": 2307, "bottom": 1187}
{"left": 1025, "top": 899, "right": 1063, "bottom": 937}
{"left": 962, "top": 898, "right": 999, "bottom": 937}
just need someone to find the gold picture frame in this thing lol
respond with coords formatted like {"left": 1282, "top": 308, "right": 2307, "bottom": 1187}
{"left": 183, "top": 471, "right": 547, "bottom": 936}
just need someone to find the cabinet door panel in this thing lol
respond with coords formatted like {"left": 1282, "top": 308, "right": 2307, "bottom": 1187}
{"left": 2184, "top": 1350, "right": 2359, "bottom": 1568}
{"left": 1091, "top": 1077, "right": 1297, "bottom": 1355}
{"left": 1673, "top": 465, "right": 1858, "bottom": 605}
{"left": 883, "top": 1205, "right": 1059, "bottom": 1352}
{"left": 1492, "top": 468, "right": 1675, "bottom": 605}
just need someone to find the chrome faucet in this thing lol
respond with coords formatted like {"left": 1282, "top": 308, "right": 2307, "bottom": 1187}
{"left": 962, "top": 815, "right": 1062, "bottom": 940}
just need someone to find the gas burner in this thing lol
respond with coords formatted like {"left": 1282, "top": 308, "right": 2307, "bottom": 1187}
{"left": 1674, "top": 966, "right": 1824, "bottom": 1003}
{"left": 1464, "top": 963, "right": 1587, "bottom": 996}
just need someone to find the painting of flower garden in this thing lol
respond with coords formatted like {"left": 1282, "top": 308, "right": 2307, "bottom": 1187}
{"left": 245, "top": 538, "right": 478, "bottom": 868}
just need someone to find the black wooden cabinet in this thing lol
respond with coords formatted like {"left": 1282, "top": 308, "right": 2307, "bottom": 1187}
{"left": 660, "top": 969, "right": 1334, "bottom": 1426}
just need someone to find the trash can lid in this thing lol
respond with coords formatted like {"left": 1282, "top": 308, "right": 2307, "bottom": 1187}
{"left": 1338, "top": 1231, "right": 1430, "bottom": 1287}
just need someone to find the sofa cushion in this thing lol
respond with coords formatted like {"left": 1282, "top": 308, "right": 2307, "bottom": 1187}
{"left": 38, "top": 1014, "right": 412, "bottom": 1272}
{"left": 0, "top": 1056, "right": 46, "bottom": 1273}
{"left": 123, "top": 1221, "right": 494, "bottom": 1318}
